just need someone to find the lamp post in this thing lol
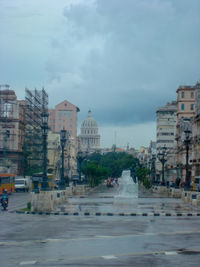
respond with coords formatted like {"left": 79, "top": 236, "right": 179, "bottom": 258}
{"left": 60, "top": 128, "right": 67, "bottom": 189}
{"left": 184, "top": 129, "right": 191, "bottom": 190}
{"left": 150, "top": 155, "right": 156, "bottom": 185}
{"left": 66, "top": 154, "right": 71, "bottom": 186}
{"left": 41, "top": 111, "right": 49, "bottom": 191}
{"left": 157, "top": 146, "right": 167, "bottom": 186}
{"left": 77, "top": 151, "right": 88, "bottom": 184}
{"left": 77, "top": 151, "right": 84, "bottom": 184}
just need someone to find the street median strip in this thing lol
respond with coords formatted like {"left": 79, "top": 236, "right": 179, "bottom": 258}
{"left": 13, "top": 210, "right": 200, "bottom": 217}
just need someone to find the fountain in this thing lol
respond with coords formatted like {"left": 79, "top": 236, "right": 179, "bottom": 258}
{"left": 114, "top": 169, "right": 138, "bottom": 204}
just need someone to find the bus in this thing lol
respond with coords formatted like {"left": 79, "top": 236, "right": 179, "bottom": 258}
{"left": 0, "top": 173, "right": 15, "bottom": 195}
{"left": 32, "top": 173, "right": 55, "bottom": 190}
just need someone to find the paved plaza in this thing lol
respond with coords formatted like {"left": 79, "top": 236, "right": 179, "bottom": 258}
{"left": 1, "top": 186, "right": 200, "bottom": 266}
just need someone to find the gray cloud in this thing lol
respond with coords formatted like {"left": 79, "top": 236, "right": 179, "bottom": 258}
{"left": 45, "top": 0, "right": 200, "bottom": 126}
{"left": 1, "top": 0, "right": 199, "bottom": 128}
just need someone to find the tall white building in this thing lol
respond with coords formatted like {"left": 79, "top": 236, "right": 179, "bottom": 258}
{"left": 156, "top": 101, "right": 177, "bottom": 150}
{"left": 156, "top": 101, "right": 177, "bottom": 182}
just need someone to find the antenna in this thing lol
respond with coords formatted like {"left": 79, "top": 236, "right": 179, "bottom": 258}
{"left": 114, "top": 131, "right": 117, "bottom": 147}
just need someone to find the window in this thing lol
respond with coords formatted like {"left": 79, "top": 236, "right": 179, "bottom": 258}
{"left": 191, "top": 92, "right": 194, "bottom": 98}
{"left": 3, "top": 103, "right": 13, "bottom": 117}
{"left": 181, "top": 91, "right": 185, "bottom": 98}
{"left": 181, "top": 104, "right": 184, "bottom": 110}
{"left": 58, "top": 110, "right": 73, "bottom": 118}
{"left": 191, "top": 104, "right": 194, "bottom": 110}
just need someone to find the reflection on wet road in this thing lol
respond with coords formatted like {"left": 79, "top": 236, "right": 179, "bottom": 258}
{"left": 1, "top": 184, "right": 200, "bottom": 266}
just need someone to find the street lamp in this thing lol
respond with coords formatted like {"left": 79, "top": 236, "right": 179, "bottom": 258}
{"left": 157, "top": 146, "right": 167, "bottom": 186}
{"left": 77, "top": 151, "right": 84, "bottom": 184}
{"left": 184, "top": 129, "right": 191, "bottom": 190}
{"left": 60, "top": 128, "right": 67, "bottom": 189}
{"left": 41, "top": 111, "right": 49, "bottom": 191}
{"left": 150, "top": 155, "right": 156, "bottom": 185}
{"left": 77, "top": 151, "right": 88, "bottom": 184}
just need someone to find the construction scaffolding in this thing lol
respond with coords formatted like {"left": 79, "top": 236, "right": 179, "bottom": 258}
{"left": 24, "top": 88, "right": 48, "bottom": 175}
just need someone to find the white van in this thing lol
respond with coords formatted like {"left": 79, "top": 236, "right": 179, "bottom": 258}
{"left": 15, "top": 176, "right": 32, "bottom": 192}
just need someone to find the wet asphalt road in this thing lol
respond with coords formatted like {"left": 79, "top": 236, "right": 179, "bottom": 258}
{"left": 1, "top": 187, "right": 200, "bottom": 266}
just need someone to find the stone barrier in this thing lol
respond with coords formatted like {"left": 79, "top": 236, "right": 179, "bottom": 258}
{"left": 31, "top": 185, "right": 88, "bottom": 212}
{"left": 152, "top": 186, "right": 170, "bottom": 196}
{"left": 72, "top": 185, "right": 87, "bottom": 196}
{"left": 151, "top": 185, "right": 200, "bottom": 207}
{"left": 181, "top": 190, "right": 200, "bottom": 208}
{"left": 31, "top": 189, "right": 69, "bottom": 212}
{"left": 152, "top": 186, "right": 183, "bottom": 198}
{"left": 170, "top": 188, "right": 182, "bottom": 198}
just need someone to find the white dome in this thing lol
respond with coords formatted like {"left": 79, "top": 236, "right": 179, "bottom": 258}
{"left": 79, "top": 110, "right": 100, "bottom": 151}
{"left": 81, "top": 110, "right": 98, "bottom": 129}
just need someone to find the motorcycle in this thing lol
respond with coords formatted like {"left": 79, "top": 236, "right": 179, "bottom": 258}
{"left": 1, "top": 199, "right": 8, "bottom": 211}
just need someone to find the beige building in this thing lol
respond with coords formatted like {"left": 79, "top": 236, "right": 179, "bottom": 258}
{"left": 0, "top": 88, "right": 25, "bottom": 174}
{"left": 191, "top": 82, "right": 200, "bottom": 188}
{"left": 176, "top": 85, "right": 195, "bottom": 120}
{"left": 47, "top": 131, "right": 60, "bottom": 179}
{"left": 47, "top": 131, "right": 78, "bottom": 180}
{"left": 48, "top": 100, "right": 79, "bottom": 179}
{"left": 175, "top": 85, "right": 195, "bottom": 184}
{"left": 49, "top": 100, "right": 80, "bottom": 138}
{"left": 66, "top": 136, "right": 78, "bottom": 178}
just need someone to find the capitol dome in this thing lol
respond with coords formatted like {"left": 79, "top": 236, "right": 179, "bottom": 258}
{"left": 81, "top": 110, "right": 98, "bottom": 135}
{"left": 79, "top": 110, "right": 100, "bottom": 151}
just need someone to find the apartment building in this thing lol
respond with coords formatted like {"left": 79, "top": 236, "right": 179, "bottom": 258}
{"left": 176, "top": 85, "right": 195, "bottom": 184}
{"left": 0, "top": 88, "right": 25, "bottom": 174}
{"left": 49, "top": 100, "right": 80, "bottom": 139}
{"left": 156, "top": 101, "right": 177, "bottom": 182}
{"left": 48, "top": 100, "right": 80, "bottom": 178}
{"left": 191, "top": 82, "right": 200, "bottom": 187}
{"left": 176, "top": 85, "right": 195, "bottom": 120}
{"left": 156, "top": 101, "right": 177, "bottom": 150}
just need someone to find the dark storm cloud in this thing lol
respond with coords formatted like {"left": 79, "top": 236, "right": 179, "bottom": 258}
{"left": 46, "top": 0, "right": 200, "bottom": 126}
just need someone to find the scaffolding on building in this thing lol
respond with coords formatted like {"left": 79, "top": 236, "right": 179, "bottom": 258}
{"left": 23, "top": 88, "right": 48, "bottom": 175}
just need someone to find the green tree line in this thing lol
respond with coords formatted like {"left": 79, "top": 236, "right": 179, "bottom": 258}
{"left": 82, "top": 152, "right": 149, "bottom": 187}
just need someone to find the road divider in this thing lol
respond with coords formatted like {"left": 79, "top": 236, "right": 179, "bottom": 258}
{"left": 13, "top": 210, "right": 200, "bottom": 217}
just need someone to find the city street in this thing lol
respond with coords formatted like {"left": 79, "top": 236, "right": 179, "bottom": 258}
{"left": 1, "top": 186, "right": 200, "bottom": 266}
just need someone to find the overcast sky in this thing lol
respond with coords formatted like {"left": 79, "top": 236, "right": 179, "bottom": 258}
{"left": 1, "top": 0, "right": 200, "bottom": 148}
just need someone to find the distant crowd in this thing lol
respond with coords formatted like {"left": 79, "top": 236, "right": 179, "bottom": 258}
{"left": 105, "top": 177, "right": 119, "bottom": 188}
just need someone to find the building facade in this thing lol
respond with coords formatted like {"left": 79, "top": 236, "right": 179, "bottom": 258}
{"left": 191, "top": 82, "right": 200, "bottom": 189}
{"left": 175, "top": 85, "right": 195, "bottom": 184}
{"left": 156, "top": 101, "right": 177, "bottom": 150}
{"left": 0, "top": 88, "right": 25, "bottom": 174}
{"left": 48, "top": 100, "right": 79, "bottom": 179}
{"left": 49, "top": 100, "right": 80, "bottom": 139}
{"left": 79, "top": 110, "right": 100, "bottom": 152}
{"left": 156, "top": 101, "right": 177, "bottom": 182}
{"left": 176, "top": 85, "right": 195, "bottom": 121}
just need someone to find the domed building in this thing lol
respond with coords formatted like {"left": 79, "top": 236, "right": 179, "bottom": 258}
{"left": 79, "top": 110, "right": 100, "bottom": 152}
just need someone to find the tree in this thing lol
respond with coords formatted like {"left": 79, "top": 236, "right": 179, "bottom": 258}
{"left": 82, "top": 161, "right": 110, "bottom": 187}
{"left": 136, "top": 167, "right": 151, "bottom": 189}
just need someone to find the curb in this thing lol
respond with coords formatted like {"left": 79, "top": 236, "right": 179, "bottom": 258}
{"left": 14, "top": 210, "right": 200, "bottom": 217}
